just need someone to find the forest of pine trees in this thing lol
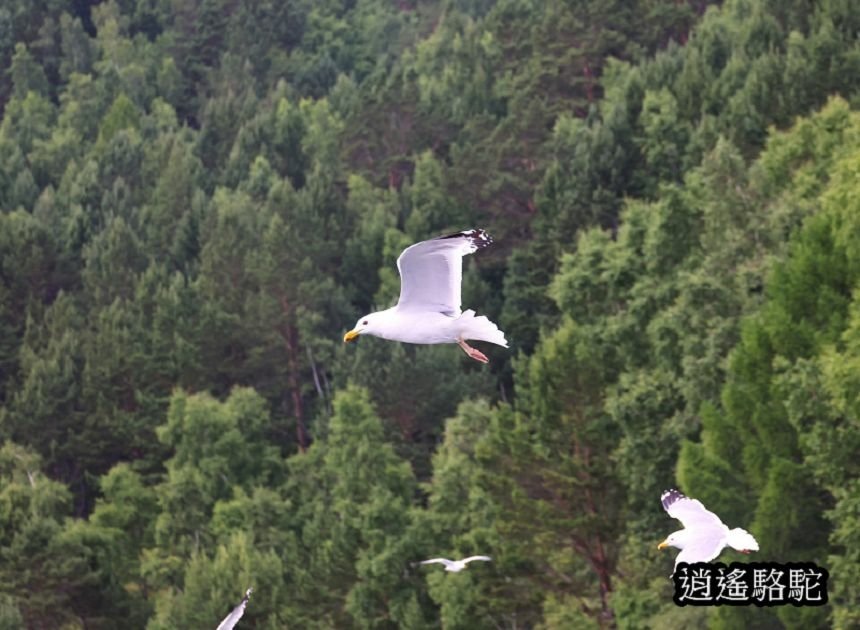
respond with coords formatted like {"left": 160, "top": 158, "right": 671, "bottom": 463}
{"left": 1, "top": 0, "right": 860, "bottom": 627}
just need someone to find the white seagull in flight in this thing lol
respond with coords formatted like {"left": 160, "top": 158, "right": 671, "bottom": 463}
{"left": 343, "top": 229, "right": 508, "bottom": 363}
{"left": 419, "top": 555, "right": 492, "bottom": 572}
{"left": 215, "top": 588, "right": 252, "bottom": 630}
{"left": 658, "top": 489, "right": 759, "bottom": 574}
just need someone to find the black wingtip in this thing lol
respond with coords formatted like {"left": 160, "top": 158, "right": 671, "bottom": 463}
{"left": 661, "top": 488, "right": 685, "bottom": 511}
{"left": 437, "top": 228, "right": 493, "bottom": 249}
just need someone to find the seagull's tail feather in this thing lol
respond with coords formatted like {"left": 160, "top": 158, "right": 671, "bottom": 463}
{"left": 727, "top": 528, "right": 759, "bottom": 552}
{"left": 458, "top": 310, "right": 508, "bottom": 347}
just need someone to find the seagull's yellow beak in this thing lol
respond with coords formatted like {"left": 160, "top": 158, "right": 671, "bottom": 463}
{"left": 657, "top": 540, "right": 669, "bottom": 550}
{"left": 343, "top": 329, "right": 360, "bottom": 343}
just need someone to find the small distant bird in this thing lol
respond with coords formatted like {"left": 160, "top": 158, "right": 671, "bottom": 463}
{"left": 216, "top": 588, "right": 252, "bottom": 630}
{"left": 343, "top": 229, "right": 508, "bottom": 363}
{"left": 658, "top": 489, "right": 759, "bottom": 574}
{"left": 419, "top": 555, "right": 492, "bottom": 572}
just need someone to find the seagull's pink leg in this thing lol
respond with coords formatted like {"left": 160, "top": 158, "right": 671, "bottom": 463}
{"left": 458, "top": 339, "right": 489, "bottom": 363}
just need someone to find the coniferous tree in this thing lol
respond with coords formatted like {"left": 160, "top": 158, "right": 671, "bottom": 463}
{"left": 2, "top": 1, "right": 860, "bottom": 627}
{"left": 283, "top": 386, "right": 420, "bottom": 628}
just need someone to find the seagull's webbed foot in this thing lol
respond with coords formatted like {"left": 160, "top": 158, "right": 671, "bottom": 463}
{"left": 458, "top": 339, "right": 489, "bottom": 363}
{"left": 739, "top": 549, "right": 752, "bottom": 554}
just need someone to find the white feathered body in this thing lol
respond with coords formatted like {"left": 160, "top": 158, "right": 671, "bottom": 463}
{"left": 369, "top": 307, "right": 508, "bottom": 347}
{"left": 666, "top": 525, "right": 758, "bottom": 558}
{"left": 660, "top": 489, "right": 759, "bottom": 573}
{"left": 344, "top": 229, "right": 510, "bottom": 353}
{"left": 216, "top": 588, "right": 252, "bottom": 630}
{"left": 419, "top": 555, "right": 492, "bottom": 572}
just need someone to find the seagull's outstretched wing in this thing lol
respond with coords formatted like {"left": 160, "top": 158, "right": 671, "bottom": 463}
{"left": 661, "top": 489, "right": 724, "bottom": 530}
{"left": 396, "top": 229, "right": 493, "bottom": 316}
{"left": 216, "top": 588, "right": 252, "bottom": 630}
{"left": 420, "top": 558, "right": 454, "bottom": 568}
{"left": 461, "top": 555, "right": 492, "bottom": 565}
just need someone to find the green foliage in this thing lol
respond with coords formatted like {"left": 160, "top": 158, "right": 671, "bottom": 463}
{"left": 676, "top": 101, "right": 860, "bottom": 628}
{"left": 417, "top": 399, "right": 526, "bottom": 629}
{"left": 337, "top": 339, "right": 495, "bottom": 480}
{"left": 10, "top": 43, "right": 50, "bottom": 99}
{"left": 283, "top": 386, "right": 419, "bottom": 628}
{"left": 147, "top": 531, "right": 288, "bottom": 629}
{"left": 152, "top": 387, "right": 284, "bottom": 551}
{"left": 141, "top": 387, "right": 288, "bottom": 624}
{"left": 0, "top": 441, "right": 136, "bottom": 628}
{"left": 3, "top": 0, "right": 860, "bottom": 627}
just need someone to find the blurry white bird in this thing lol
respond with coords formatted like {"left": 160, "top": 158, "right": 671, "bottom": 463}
{"left": 419, "top": 555, "right": 492, "bottom": 572}
{"left": 216, "top": 588, "right": 252, "bottom": 630}
{"left": 343, "top": 229, "right": 507, "bottom": 363}
{"left": 658, "top": 489, "right": 759, "bottom": 574}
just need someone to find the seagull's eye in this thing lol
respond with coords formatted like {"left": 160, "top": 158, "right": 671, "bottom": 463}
{"left": 362, "top": 320, "right": 368, "bottom": 325}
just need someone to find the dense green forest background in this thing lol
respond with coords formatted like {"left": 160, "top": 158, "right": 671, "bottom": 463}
{"left": 1, "top": 0, "right": 860, "bottom": 627}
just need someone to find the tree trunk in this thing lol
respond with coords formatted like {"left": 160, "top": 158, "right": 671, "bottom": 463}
{"left": 279, "top": 297, "right": 307, "bottom": 451}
